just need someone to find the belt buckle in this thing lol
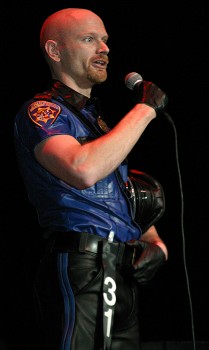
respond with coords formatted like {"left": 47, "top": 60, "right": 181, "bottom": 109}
{"left": 108, "top": 230, "right": 115, "bottom": 242}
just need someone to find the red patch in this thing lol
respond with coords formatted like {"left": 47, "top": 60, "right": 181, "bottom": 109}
{"left": 28, "top": 101, "right": 61, "bottom": 127}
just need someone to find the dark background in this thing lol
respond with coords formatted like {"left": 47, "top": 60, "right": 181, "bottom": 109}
{"left": 1, "top": 0, "right": 209, "bottom": 349}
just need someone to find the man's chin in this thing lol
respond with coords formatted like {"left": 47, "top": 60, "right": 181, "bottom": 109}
{"left": 88, "top": 71, "right": 108, "bottom": 84}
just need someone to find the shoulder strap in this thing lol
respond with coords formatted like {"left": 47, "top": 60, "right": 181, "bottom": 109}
{"left": 56, "top": 98, "right": 106, "bottom": 138}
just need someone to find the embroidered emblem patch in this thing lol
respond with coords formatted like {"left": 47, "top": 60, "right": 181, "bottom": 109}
{"left": 28, "top": 101, "right": 61, "bottom": 127}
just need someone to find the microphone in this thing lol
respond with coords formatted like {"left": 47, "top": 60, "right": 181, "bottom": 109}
{"left": 125, "top": 71, "right": 171, "bottom": 119}
{"left": 124, "top": 72, "right": 143, "bottom": 90}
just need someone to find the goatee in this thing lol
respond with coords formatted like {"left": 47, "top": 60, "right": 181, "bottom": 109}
{"left": 87, "top": 69, "right": 107, "bottom": 84}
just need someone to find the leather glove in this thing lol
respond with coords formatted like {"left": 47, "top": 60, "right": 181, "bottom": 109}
{"left": 126, "top": 240, "right": 166, "bottom": 285}
{"left": 136, "top": 81, "right": 168, "bottom": 112}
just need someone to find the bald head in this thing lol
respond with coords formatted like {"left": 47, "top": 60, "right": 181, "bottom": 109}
{"left": 40, "top": 8, "right": 105, "bottom": 52}
{"left": 39, "top": 8, "right": 109, "bottom": 93}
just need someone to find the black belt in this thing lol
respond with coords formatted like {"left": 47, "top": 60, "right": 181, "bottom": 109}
{"left": 48, "top": 231, "right": 136, "bottom": 266}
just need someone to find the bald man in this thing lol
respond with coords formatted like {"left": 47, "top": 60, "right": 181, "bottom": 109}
{"left": 14, "top": 8, "right": 168, "bottom": 350}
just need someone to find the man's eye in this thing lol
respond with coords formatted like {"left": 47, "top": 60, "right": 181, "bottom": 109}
{"left": 84, "top": 37, "right": 93, "bottom": 42}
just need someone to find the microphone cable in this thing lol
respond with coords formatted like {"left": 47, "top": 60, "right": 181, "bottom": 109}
{"left": 163, "top": 111, "right": 197, "bottom": 350}
{"left": 125, "top": 72, "right": 197, "bottom": 348}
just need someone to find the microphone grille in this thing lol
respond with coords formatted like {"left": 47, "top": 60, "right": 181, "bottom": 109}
{"left": 125, "top": 72, "right": 143, "bottom": 90}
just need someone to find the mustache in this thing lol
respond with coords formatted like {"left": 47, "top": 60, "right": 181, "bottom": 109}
{"left": 92, "top": 55, "right": 109, "bottom": 64}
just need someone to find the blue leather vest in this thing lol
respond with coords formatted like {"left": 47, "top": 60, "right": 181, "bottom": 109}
{"left": 14, "top": 81, "right": 142, "bottom": 242}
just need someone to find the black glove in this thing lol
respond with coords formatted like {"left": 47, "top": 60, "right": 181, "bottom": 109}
{"left": 126, "top": 240, "right": 166, "bottom": 285}
{"left": 136, "top": 81, "right": 168, "bottom": 112}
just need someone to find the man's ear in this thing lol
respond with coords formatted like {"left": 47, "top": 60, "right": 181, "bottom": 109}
{"left": 45, "top": 40, "right": 61, "bottom": 62}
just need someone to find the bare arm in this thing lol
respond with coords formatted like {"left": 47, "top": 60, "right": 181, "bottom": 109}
{"left": 34, "top": 103, "right": 156, "bottom": 189}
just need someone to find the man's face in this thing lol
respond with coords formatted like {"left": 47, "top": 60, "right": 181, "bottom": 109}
{"left": 58, "top": 13, "right": 109, "bottom": 89}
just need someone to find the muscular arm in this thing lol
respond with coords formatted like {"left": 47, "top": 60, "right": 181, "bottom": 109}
{"left": 34, "top": 103, "right": 156, "bottom": 189}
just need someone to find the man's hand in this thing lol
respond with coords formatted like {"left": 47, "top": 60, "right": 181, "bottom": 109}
{"left": 126, "top": 240, "right": 166, "bottom": 284}
{"left": 136, "top": 81, "right": 168, "bottom": 112}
